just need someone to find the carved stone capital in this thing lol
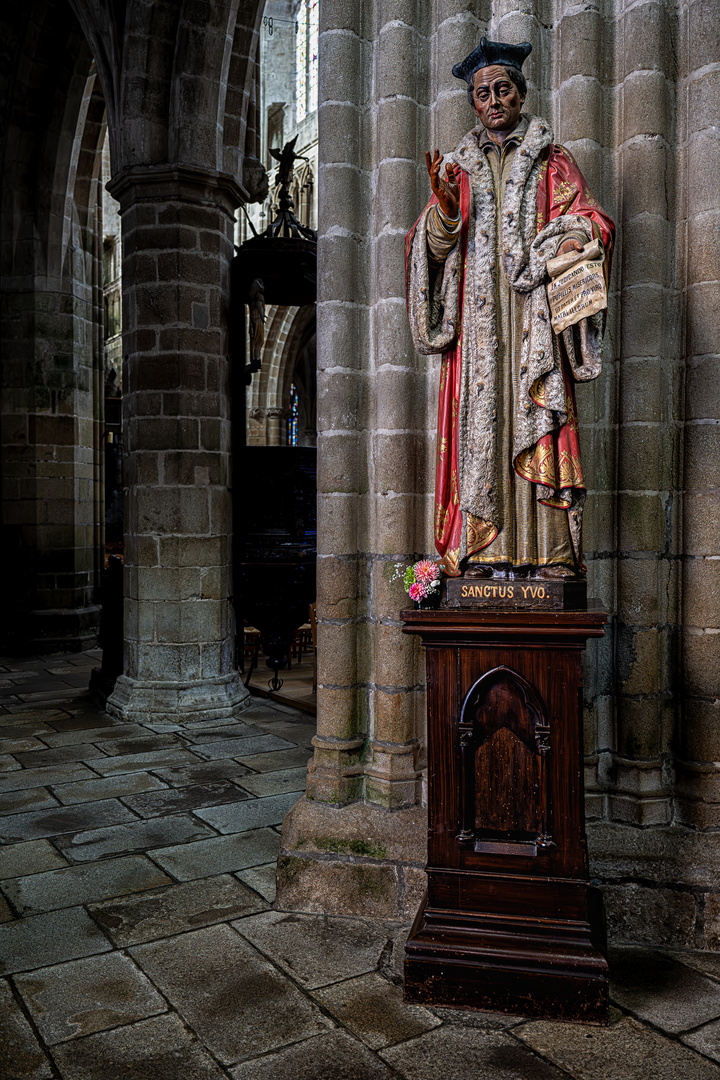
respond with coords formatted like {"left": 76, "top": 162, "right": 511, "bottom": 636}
{"left": 106, "top": 163, "right": 249, "bottom": 216}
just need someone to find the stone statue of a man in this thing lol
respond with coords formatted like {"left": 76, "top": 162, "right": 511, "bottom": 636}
{"left": 406, "top": 38, "right": 614, "bottom": 579}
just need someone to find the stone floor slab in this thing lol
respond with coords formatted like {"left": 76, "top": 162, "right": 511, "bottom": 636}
{"left": 0, "top": 906, "right": 111, "bottom": 974}
{"left": 130, "top": 925, "right": 331, "bottom": 1065}
{"left": 0, "top": 754, "right": 21, "bottom": 771}
{"left": 97, "top": 734, "right": 183, "bottom": 757}
{"left": 176, "top": 717, "right": 248, "bottom": 733}
{"left": 0, "top": 762, "right": 100, "bottom": 794}
{"left": 235, "top": 863, "right": 277, "bottom": 903}
{"left": 609, "top": 946, "right": 720, "bottom": 1033}
{"left": 149, "top": 827, "right": 280, "bottom": 881}
{"left": 0, "top": 839, "right": 69, "bottom": 879}
{"left": 427, "top": 1007, "right": 524, "bottom": 1030}
{"left": 45, "top": 715, "right": 115, "bottom": 733}
{"left": 235, "top": 748, "right": 312, "bottom": 773}
{"left": 40, "top": 723, "right": 147, "bottom": 747}
{"left": 670, "top": 949, "right": 720, "bottom": 983}
{"left": 0, "top": 722, "right": 54, "bottom": 740}
{"left": 194, "top": 791, "right": 301, "bottom": 833}
{"left": 2, "top": 854, "right": 172, "bottom": 915}
{"left": 0, "top": 798, "right": 137, "bottom": 843}
{"left": 249, "top": 719, "right": 316, "bottom": 747}
{"left": 0, "top": 737, "right": 46, "bottom": 753}
{"left": 51, "top": 771, "right": 169, "bottom": 805}
{"left": 0, "top": 977, "right": 53, "bottom": 1079}
{"left": 12, "top": 744, "right": 107, "bottom": 768}
{"left": 89, "top": 748, "right": 203, "bottom": 776}
{"left": 14, "top": 951, "right": 167, "bottom": 1044}
{"left": 120, "top": 780, "right": 249, "bottom": 818}
{"left": 180, "top": 724, "right": 252, "bottom": 743}
{"left": 517, "top": 1014, "right": 720, "bottom": 1080}
{"left": 0, "top": 787, "right": 60, "bottom": 817}
{"left": 380, "top": 1026, "right": 566, "bottom": 1080}
{"left": 151, "top": 759, "right": 252, "bottom": 787}
{"left": 18, "top": 689, "right": 85, "bottom": 702}
{"left": 89, "top": 875, "right": 266, "bottom": 946}
{"left": 234, "top": 767, "right": 307, "bottom": 798}
{"left": 240, "top": 705, "right": 295, "bottom": 721}
{"left": 49, "top": 1013, "right": 228, "bottom": 1080}
{"left": 232, "top": 911, "right": 391, "bottom": 989}
{"left": 0, "top": 894, "right": 13, "bottom": 921}
{"left": 230, "top": 1029, "right": 396, "bottom": 1080}
{"left": 53, "top": 813, "right": 217, "bottom": 863}
{"left": 312, "top": 972, "right": 441, "bottom": 1049}
{"left": 682, "top": 1017, "right": 720, "bottom": 1063}
{"left": 190, "top": 734, "right": 295, "bottom": 760}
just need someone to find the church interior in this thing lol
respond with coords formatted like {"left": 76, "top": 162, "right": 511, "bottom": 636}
{"left": 1, "top": 0, "right": 720, "bottom": 1076}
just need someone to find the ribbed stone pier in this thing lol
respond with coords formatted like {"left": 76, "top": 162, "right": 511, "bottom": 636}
{"left": 105, "top": 166, "right": 249, "bottom": 723}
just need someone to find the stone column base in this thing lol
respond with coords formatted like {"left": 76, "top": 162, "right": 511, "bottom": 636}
{"left": 106, "top": 672, "right": 250, "bottom": 724}
{"left": 364, "top": 739, "right": 420, "bottom": 809}
{"left": 587, "top": 821, "right": 711, "bottom": 949}
{"left": 275, "top": 795, "right": 427, "bottom": 921}
{"left": 305, "top": 735, "right": 365, "bottom": 805}
{"left": 7, "top": 606, "right": 101, "bottom": 655}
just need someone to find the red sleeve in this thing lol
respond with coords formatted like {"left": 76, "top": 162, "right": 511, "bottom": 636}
{"left": 537, "top": 145, "right": 615, "bottom": 282}
{"left": 405, "top": 192, "right": 438, "bottom": 306}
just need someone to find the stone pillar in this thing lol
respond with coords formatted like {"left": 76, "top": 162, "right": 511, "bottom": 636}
{"left": 552, "top": 0, "right": 617, "bottom": 819}
{"left": 278, "top": 0, "right": 431, "bottom": 917}
{"left": 362, "top": 1, "right": 425, "bottom": 811}
{"left": 0, "top": 69, "right": 106, "bottom": 654}
{"left": 610, "top": 0, "right": 680, "bottom": 826}
{"left": 0, "top": 282, "right": 103, "bottom": 652}
{"left": 105, "top": 165, "right": 249, "bottom": 724}
{"left": 676, "top": 0, "right": 720, "bottom": 829}
{"left": 304, "top": 0, "right": 367, "bottom": 807}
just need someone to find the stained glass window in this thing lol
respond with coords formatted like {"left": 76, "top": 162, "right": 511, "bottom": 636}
{"left": 295, "top": 0, "right": 318, "bottom": 123}
{"left": 288, "top": 383, "right": 299, "bottom": 446}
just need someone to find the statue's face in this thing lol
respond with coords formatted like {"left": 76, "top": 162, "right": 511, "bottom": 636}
{"left": 471, "top": 65, "right": 525, "bottom": 132}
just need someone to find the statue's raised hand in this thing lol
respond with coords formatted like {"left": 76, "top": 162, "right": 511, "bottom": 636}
{"left": 426, "top": 151, "right": 461, "bottom": 220}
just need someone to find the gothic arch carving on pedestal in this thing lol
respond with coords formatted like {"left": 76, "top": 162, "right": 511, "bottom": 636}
{"left": 457, "top": 666, "right": 552, "bottom": 855}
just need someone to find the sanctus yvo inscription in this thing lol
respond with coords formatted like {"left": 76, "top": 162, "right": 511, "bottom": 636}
{"left": 445, "top": 577, "right": 587, "bottom": 610}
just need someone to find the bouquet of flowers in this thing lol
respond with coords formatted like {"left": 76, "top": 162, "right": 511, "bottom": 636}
{"left": 402, "top": 559, "right": 443, "bottom": 605}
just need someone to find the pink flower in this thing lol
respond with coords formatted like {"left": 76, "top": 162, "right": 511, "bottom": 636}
{"left": 414, "top": 559, "right": 440, "bottom": 584}
{"left": 408, "top": 582, "right": 428, "bottom": 601}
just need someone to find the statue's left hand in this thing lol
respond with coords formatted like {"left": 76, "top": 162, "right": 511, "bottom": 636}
{"left": 557, "top": 238, "right": 584, "bottom": 257}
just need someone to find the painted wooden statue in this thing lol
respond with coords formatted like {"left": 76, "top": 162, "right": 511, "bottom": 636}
{"left": 406, "top": 38, "right": 614, "bottom": 579}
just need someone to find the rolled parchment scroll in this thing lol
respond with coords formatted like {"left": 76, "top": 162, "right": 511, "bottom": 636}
{"left": 546, "top": 238, "right": 607, "bottom": 334}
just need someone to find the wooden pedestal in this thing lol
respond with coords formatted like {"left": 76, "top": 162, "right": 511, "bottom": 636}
{"left": 401, "top": 605, "right": 608, "bottom": 1024}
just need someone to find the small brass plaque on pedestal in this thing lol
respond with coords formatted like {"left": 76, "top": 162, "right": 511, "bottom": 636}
{"left": 444, "top": 577, "right": 587, "bottom": 610}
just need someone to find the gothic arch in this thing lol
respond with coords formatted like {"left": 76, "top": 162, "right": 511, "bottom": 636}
{"left": 67, "top": 0, "right": 264, "bottom": 177}
{"left": 247, "top": 303, "right": 316, "bottom": 446}
{"left": 0, "top": 3, "right": 111, "bottom": 649}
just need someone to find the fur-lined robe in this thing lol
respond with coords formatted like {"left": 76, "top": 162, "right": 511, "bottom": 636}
{"left": 406, "top": 115, "right": 614, "bottom": 576}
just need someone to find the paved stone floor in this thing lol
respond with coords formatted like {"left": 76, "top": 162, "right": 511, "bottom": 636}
{"left": 2, "top": 654, "right": 720, "bottom": 1078}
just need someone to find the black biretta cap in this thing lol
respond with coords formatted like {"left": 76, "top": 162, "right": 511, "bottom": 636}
{"left": 452, "top": 37, "right": 532, "bottom": 84}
